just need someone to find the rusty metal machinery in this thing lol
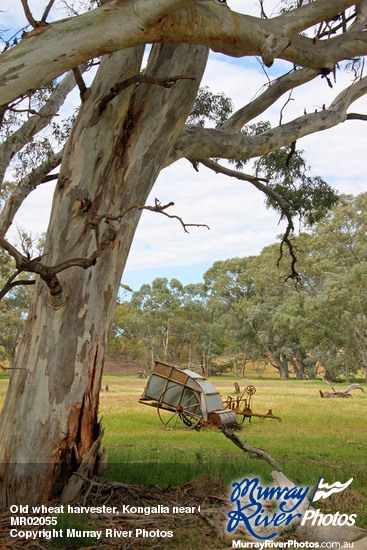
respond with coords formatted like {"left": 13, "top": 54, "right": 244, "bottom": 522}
{"left": 222, "top": 385, "right": 282, "bottom": 423}
{"left": 139, "top": 361, "right": 237, "bottom": 429}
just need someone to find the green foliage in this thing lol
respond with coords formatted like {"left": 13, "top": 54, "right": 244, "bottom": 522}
{"left": 255, "top": 146, "right": 339, "bottom": 225}
{"left": 111, "top": 278, "right": 224, "bottom": 372}
{"left": 110, "top": 194, "right": 366, "bottom": 382}
{"left": 187, "top": 86, "right": 233, "bottom": 127}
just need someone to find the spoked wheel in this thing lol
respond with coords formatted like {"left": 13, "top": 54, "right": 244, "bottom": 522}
{"left": 157, "top": 386, "right": 202, "bottom": 428}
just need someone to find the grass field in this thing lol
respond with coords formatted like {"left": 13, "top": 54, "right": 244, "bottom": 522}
{"left": 97, "top": 374, "right": 367, "bottom": 527}
{"left": 0, "top": 373, "right": 366, "bottom": 528}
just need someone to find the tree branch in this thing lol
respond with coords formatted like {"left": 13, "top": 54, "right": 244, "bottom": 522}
{"left": 0, "top": 199, "right": 208, "bottom": 300}
{"left": 199, "top": 159, "right": 299, "bottom": 280}
{"left": 95, "top": 198, "right": 209, "bottom": 234}
{"left": 346, "top": 112, "right": 367, "bottom": 120}
{"left": 2, "top": 1, "right": 367, "bottom": 107}
{"left": 0, "top": 229, "right": 114, "bottom": 300}
{"left": 270, "top": 0, "right": 360, "bottom": 36}
{"left": 20, "top": 0, "right": 37, "bottom": 29}
{"left": 222, "top": 68, "right": 319, "bottom": 132}
{"left": 98, "top": 74, "right": 195, "bottom": 113}
{"left": 0, "top": 272, "right": 35, "bottom": 300}
{"left": 72, "top": 67, "right": 87, "bottom": 99}
{"left": 220, "top": 425, "right": 279, "bottom": 468}
{"left": 350, "top": 0, "right": 367, "bottom": 31}
{"left": 0, "top": 148, "right": 64, "bottom": 237}
{"left": 199, "top": 158, "right": 269, "bottom": 187}
{"left": 169, "top": 75, "right": 367, "bottom": 165}
{"left": 41, "top": 0, "right": 55, "bottom": 23}
{"left": 0, "top": 67, "right": 85, "bottom": 185}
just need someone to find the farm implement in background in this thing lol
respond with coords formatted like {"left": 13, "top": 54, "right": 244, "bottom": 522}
{"left": 138, "top": 361, "right": 280, "bottom": 468}
{"left": 139, "top": 361, "right": 281, "bottom": 428}
{"left": 139, "top": 361, "right": 237, "bottom": 429}
{"left": 222, "top": 385, "right": 282, "bottom": 423}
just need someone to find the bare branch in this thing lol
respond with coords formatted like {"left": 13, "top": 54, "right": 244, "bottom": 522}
{"left": 98, "top": 74, "right": 195, "bottom": 113}
{"left": 21, "top": 0, "right": 37, "bottom": 29}
{"left": 0, "top": 273, "right": 35, "bottom": 300}
{"left": 170, "top": 75, "right": 367, "bottom": 165}
{"left": 0, "top": 148, "right": 64, "bottom": 236}
{"left": 279, "top": 90, "right": 294, "bottom": 126}
{"left": 350, "top": 0, "right": 367, "bottom": 31}
{"left": 0, "top": 198, "right": 208, "bottom": 300}
{"left": 0, "top": 270, "right": 20, "bottom": 300}
{"left": 222, "top": 68, "right": 318, "bottom": 132}
{"left": 285, "top": 141, "right": 297, "bottom": 167}
{"left": 270, "top": 0, "right": 361, "bottom": 36}
{"left": 0, "top": 67, "right": 86, "bottom": 184}
{"left": 96, "top": 199, "right": 210, "bottom": 234}
{"left": 260, "top": 0, "right": 361, "bottom": 66}
{"left": 199, "top": 158, "right": 269, "bottom": 187}
{"left": 346, "top": 112, "right": 367, "bottom": 120}
{"left": 0, "top": 104, "right": 7, "bottom": 128}
{"left": 2, "top": 1, "right": 367, "bottom": 107}
{"left": 41, "top": 0, "right": 55, "bottom": 23}
{"left": 259, "top": 0, "right": 268, "bottom": 20}
{"left": 220, "top": 425, "right": 279, "bottom": 468}
{"left": 41, "top": 173, "right": 59, "bottom": 183}
{"left": 200, "top": 159, "right": 299, "bottom": 280}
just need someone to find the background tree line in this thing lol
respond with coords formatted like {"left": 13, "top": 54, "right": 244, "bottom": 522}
{"left": 109, "top": 193, "right": 367, "bottom": 382}
{"left": 1, "top": 193, "right": 366, "bottom": 381}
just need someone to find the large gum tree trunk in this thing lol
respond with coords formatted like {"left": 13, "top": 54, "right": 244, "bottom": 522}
{"left": 0, "top": 43, "right": 208, "bottom": 505}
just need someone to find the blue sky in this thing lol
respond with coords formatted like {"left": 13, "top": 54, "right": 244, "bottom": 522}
{"left": 2, "top": 1, "right": 366, "bottom": 293}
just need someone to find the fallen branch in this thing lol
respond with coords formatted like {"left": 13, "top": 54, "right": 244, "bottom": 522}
{"left": 220, "top": 425, "right": 280, "bottom": 468}
{"left": 319, "top": 377, "right": 366, "bottom": 398}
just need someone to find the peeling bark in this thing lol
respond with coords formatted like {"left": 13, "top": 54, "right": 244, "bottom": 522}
{"left": 0, "top": 42, "right": 208, "bottom": 505}
{"left": 168, "top": 74, "right": 367, "bottom": 164}
{"left": 0, "top": 1, "right": 365, "bottom": 107}
{"left": 0, "top": 68, "right": 84, "bottom": 185}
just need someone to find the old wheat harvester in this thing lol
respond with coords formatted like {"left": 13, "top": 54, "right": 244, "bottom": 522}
{"left": 139, "top": 361, "right": 237, "bottom": 429}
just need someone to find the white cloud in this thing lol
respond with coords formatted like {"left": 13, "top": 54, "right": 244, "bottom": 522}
{"left": 123, "top": 160, "right": 287, "bottom": 271}
{"left": 3, "top": 2, "right": 367, "bottom": 282}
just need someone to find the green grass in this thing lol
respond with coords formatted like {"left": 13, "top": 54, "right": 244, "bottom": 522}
{"left": 0, "top": 374, "right": 366, "bottom": 528}
{"left": 99, "top": 375, "right": 367, "bottom": 527}
{"left": 49, "top": 512, "right": 98, "bottom": 549}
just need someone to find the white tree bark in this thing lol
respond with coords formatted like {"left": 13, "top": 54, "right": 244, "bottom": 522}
{"left": 222, "top": 68, "right": 319, "bottom": 132}
{"left": 168, "top": 75, "right": 367, "bottom": 163}
{"left": 0, "top": 0, "right": 365, "bottom": 106}
{"left": 0, "top": 68, "right": 84, "bottom": 185}
{"left": 0, "top": 41, "right": 208, "bottom": 504}
{"left": 0, "top": 148, "right": 64, "bottom": 236}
